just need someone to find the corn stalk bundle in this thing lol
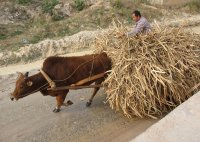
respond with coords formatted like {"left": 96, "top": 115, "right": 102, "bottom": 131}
{"left": 94, "top": 21, "right": 200, "bottom": 118}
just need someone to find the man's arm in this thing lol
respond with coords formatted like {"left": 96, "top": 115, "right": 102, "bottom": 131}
{"left": 127, "top": 20, "right": 146, "bottom": 37}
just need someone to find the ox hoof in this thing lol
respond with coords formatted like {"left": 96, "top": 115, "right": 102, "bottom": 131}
{"left": 53, "top": 108, "right": 60, "bottom": 113}
{"left": 86, "top": 101, "right": 92, "bottom": 107}
{"left": 67, "top": 100, "right": 73, "bottom": 105}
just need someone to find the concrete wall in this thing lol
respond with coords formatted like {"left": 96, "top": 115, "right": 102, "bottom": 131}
{"left": 131, "top": 91, "right": 200, "bottom": 142}
{"left": 148, "top": 0, "right": 192, "bottom": 5}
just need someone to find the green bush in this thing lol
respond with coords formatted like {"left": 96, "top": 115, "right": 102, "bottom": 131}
{"left": 52, "top": 13, "right": 64, "bottom": 21}
{"left": 74, "top": 0, "right": 85, "bottom": 11}
{"left": 42, "top": 0, "right": 59, "bottom": 14}
{"left": 186, "top": 0, "right": 200, "bottom": 12}
{"left": 10, "top": 30, "right": 23, "bottom": 37}
{"left": 16, "top": 0, "right": 31, "bottom": 5}
{"left": 58, "top": 26, "right": 70, "bottom": 37}
{"left": 30, "top": 35, "right": 42, "bottom": 44}
{"left": 0, "top": 34, "right": 7, "bottom": 40}
{"left": 112, "top": 0, "right": 123, "bottom": 8}
{"left": 43, "top": 24, "right": 56, "bottom": 38}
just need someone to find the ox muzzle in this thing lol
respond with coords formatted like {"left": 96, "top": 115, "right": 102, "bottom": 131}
{"left": 10, "top": 93, "right": 16, "bottom": 101}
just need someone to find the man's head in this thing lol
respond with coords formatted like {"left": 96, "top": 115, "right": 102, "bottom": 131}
{"left": 132, "top": 10, "right": 141, "bottom": 22}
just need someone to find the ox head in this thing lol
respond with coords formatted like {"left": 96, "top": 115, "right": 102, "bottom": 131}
{"left": 10, "top": 72, "right": 33, "bottom": 101}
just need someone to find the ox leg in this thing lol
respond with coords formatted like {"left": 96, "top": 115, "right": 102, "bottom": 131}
{"left": 86, "top": 79, "right": 104, "bottom": 107}
{"left": 53, "top": 91, "right": 73, "bottom": 112}
{"left": 53, "top": 94, "right": 66, "bottom": 112}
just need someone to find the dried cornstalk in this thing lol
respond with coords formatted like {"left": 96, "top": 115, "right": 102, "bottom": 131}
{"left": 94, "top": 20, "right": 200, "bottom": 118}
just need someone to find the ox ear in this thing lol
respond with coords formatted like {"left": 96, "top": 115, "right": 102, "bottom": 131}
{"left": 16, "top": 72, "right": 23, "bottom": 79}
{"left": 27, "top": 81, "right": 33, "bottom": 86}
{"left": 17, "top": 72, "right": 23, "bottom": 76}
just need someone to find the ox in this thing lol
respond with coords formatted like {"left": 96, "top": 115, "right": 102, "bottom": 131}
{"left": 10, "top": 52, "right": 111, "bottom": 112}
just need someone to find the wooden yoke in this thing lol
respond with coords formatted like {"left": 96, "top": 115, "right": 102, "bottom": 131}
{"left": 40, "top": 69, "right": 56, "bottom": 88}
{"left": 71, "top": 72, "right": 105, "bottom": 86}
{"left": 48, "top": 73, "right": 105, "bottom": 91}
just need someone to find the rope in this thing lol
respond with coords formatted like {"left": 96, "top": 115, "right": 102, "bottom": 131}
{"left": 89, "top": 55, "right": 95, "bottom": 78}
{"left": 53, "top": 54, "right": 102, "bottom": 82}
{"left": 19, "top": 82, "right": 50, "bottom": 98}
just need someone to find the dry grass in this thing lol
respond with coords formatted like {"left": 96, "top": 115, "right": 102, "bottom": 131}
{"left": 1, "top": 0, "right": 164, "bottom": 52}
{"left": 95, "top": 20, "right": 200, "bottom": 118}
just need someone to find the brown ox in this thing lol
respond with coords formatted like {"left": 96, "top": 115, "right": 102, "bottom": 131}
{"left": 10, "top": 52, "right": 111, "bottom": 112}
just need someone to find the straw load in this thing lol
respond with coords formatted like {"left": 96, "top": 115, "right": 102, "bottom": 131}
{"left": 94, "top": 21, "right": 200, "bottom": 118}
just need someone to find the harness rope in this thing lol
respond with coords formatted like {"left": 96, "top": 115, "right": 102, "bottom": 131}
{"left": 52, "top": 54, "right": 102, "bottom": 82}
{"left": 20, "top": 83, "right": 50, "bottom": 98}
{"left": 89, "top": 55, "right": 95, "bottom": 78}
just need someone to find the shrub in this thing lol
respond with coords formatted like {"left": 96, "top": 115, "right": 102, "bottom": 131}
{"left": 186, "top": 0, "right": 200, "bottom": 12}
{"left": 0, "top": 34, "right": 7, "bottom": 40}
{"left": 30, "top": 35, "right": 42, "bottom": 44}
{"left": 52, "top": 12, "right": 64, "bottom": 21}
{"left": 42, "top": 0, "right": 59, "bottom": 14}
{"left": 11, "top": 30, "right": 23, "bottom": 37}
{"left": 74, "top": 0, "right": 85, "bottom": 11}
{"left": 112, "top": 0, "right": 123, "bottom": 8}
{"left": 16, "top": 0, "right": 31, "bottom": 5}
{"left": 57, "top": 26, "right": 70, "bottom": 37}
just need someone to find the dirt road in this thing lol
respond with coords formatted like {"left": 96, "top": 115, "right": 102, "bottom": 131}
{"left": 0, "top": 51, "right": 157, "bottom": 142}
{"left": 1, "top": 25, "right": 199, "bottom": 142}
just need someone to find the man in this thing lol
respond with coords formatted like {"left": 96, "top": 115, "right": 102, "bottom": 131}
{"left": 127, "top": 10, "right": 151, "bottom": 36}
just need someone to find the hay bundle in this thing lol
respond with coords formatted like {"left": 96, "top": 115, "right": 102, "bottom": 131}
{"left": 95, "top": 21, "right": 200, "bottom": 118}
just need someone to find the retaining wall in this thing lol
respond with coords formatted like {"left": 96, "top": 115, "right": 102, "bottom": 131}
{"left": 131, "top": 91, "right": 200, "bottom": 142}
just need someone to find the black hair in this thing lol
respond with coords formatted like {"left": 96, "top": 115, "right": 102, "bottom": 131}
{"left": 133, "top": 10, "right": 141, "bottom": 17}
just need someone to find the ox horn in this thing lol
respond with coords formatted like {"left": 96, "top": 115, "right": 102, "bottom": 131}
{"left": 24, "top": 72, "right": 29, "bottom": 79}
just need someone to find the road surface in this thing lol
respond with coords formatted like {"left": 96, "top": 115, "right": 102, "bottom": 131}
{"left": 0, "top": 56, "right": 157, "bottom": 142}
